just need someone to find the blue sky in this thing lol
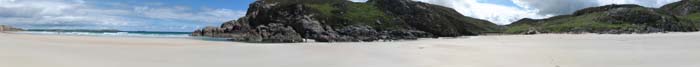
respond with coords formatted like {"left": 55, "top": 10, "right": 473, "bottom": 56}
{"left": 91, "top": 0, "right": 254, "bottom": 10}
{"left": 0, "top": 0, "right": 682, "bottom": 32}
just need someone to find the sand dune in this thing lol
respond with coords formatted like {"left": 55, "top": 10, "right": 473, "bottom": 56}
{"left": 1, "top": 32, "right": 699, "bottom": 67}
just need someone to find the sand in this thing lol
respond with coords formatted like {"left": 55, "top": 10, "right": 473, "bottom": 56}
{"left": 1, "top": 32, "right": 699, "bottom": 67}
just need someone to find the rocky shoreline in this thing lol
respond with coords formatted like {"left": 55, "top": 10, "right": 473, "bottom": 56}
{"left": 0, "top": 25, "right": 22, "bottom": 32}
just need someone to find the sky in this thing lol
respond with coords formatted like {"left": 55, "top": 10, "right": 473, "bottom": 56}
{"left": 0, "top": 0, "right": 683, "bottom": 32}
{"left": 0, "top": 0, "right": 254, "bottom": 32}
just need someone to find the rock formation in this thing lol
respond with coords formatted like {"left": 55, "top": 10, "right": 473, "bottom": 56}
{"left": 662, "top": 0, "right": 700, "bottom": 16}
{"left": 0, "top": 25, "right": 22, "bottom": 31}
{"left": 192, "top": 0, "right": 500, "bottom": 43}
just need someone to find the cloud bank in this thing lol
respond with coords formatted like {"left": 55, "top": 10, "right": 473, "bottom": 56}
{"left": 0, "top": 0, "right": 246, "bottom": 31}
{"left": 413, "top": 0, "right": 547, "bottom": 25}
{"left": 513, "top": 0, "right": 681, "bottom": 16}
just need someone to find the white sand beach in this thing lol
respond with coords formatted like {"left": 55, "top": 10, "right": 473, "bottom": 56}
{"left": 1, "top": 32, "right": 700, "bottom": 67}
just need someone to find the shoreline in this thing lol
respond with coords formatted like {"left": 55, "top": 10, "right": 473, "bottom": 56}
{"left": 5, "top": 30, "right": 698, "bottom": 43}
{"left": 2, "top": 32, "right": 700, "bottom": 67}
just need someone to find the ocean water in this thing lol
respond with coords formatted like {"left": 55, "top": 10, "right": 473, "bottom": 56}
{"left": 15, "top": 30, "right": 193, "bottom": 38}
{"left": 13, "top": 30, "right": 234, "bottom": 41}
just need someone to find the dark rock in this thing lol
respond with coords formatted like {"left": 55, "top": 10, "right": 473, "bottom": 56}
{"left": 383, "top": 30, "right": 434, "bottom": 40}
{"left": 254, "top": 23, "right": 304, "bottom": 43}
{"left": 335, "top": 25, "right": 382, "bottom": 41}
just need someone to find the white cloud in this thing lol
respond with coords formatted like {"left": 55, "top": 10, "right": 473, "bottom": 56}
{"left": 512, "top": 0, "right": 598, "bottom": 15}
{"left": 513, "top": 0, "right": 681, "bottom": 16}
{"left": 133, "top": 6, "right": 247, "bottom": 23}
{"left": 0, "top": 0, "right": 127, "bottom": 27}
{"left": 413, "top": 0, "right": 550, "bottom": 25}
{"left": 0, "top": 0, "right": 246, "bottom": 31}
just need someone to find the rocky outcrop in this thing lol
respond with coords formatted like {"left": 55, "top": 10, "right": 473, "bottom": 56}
{"left": 192, "top": 0, "right": 500, "bottom": 43}
{"left": 0, "top": 25, "right": 22, "bottom": 31}
{"left": 601, "top": 6, "right": 696, "bottom": 32}
{"left": 661, "top": 0, "right": 700, "bottom": 16}
{"left": 573, "top": 4, "right": 644, "bottom": 16}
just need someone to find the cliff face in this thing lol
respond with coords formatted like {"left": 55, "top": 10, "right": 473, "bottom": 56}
{"left": 192, "top": 0, "right": 500, "bottom": 43}
{"left": 663, "top": 0, "right": 700, "bottom": 29}
{"left": 0, "top": 25, "right": 23, "bottom": 31}
{"left": 506, "top": 3, "right": 700, "bottom": 34}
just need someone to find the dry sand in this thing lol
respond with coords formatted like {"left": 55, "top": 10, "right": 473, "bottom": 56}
{"left": 1, "top": 32, "right": 699, "bottom": 67}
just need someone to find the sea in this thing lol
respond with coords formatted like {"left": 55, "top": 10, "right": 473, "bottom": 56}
{"left": 13, "top": 29, "right": 231, "bottom": 41}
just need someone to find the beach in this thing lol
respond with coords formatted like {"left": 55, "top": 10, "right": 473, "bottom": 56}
{"left": 1, "top": 32, "right": 699, "bottom": 67}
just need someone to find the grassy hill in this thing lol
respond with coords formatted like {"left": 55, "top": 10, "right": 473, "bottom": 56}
{"left": 506, "top": 2, "right": 700, "bottom": 34}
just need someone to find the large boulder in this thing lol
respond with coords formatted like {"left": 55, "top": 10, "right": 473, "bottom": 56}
{"left": 254, "top": 23, "right": 304, "bottom": 43}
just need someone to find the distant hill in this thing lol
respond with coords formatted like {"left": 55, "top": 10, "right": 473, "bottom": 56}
{"left": 192, "top": 0, "right": 500, "bottom": 43}
{"left": 506, "top": 0, "right": 700, "bottom": 34}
